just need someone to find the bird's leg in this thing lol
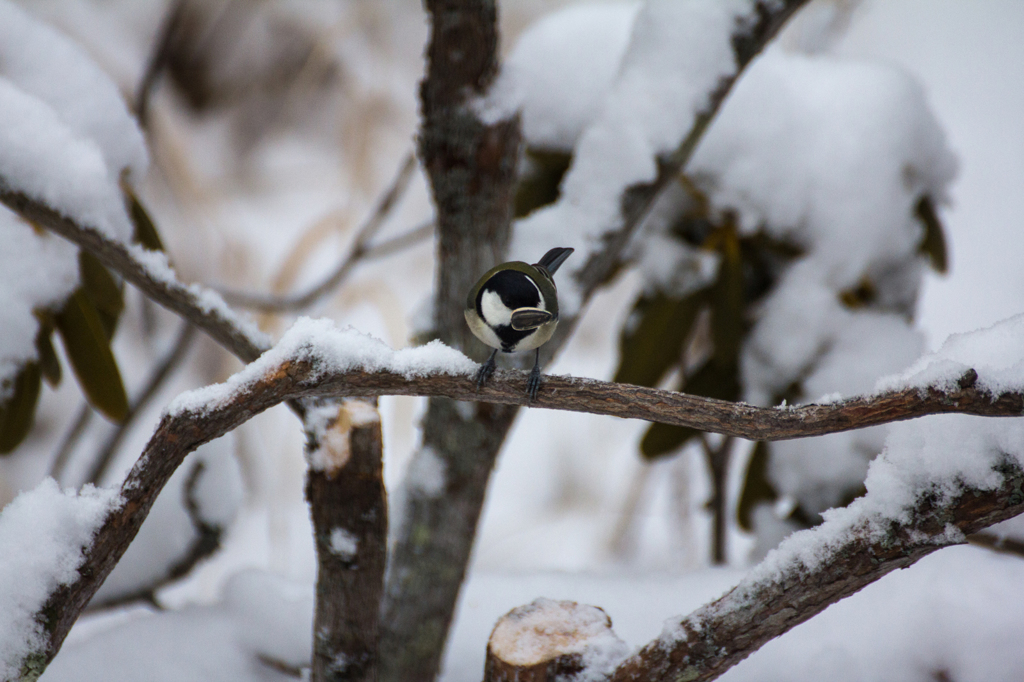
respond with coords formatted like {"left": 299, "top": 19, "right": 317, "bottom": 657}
{"left": 527, "top": 348, "right": 542, "bottom": 402}
{"left": 476, "top": 349, "right": 498, "bottom": 390}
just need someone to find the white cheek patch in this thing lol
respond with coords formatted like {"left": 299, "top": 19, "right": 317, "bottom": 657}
{"left": 479, "top": 289, "right": 513, "bottom": 326}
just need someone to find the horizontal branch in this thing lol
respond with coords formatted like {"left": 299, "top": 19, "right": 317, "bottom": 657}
{"left": 221, "top": 359, "right": 1021, "bottom": 443}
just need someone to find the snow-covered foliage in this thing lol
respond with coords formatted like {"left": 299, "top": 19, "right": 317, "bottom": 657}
{"left": 490, "top": 0, "right": 756, "bottom": 314}
{"left": 499, "top": 0, "right": 958, "bottom": 527}
{"left": 700, "top": 47, "right": 957, "bottom": 519}
{"left": 0, "top": 0, "right": 145, "bottom": 388}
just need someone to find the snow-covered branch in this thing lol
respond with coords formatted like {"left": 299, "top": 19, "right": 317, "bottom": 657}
{"left": 0, "top": 184, "right": 270, "bottom": 364}
{"left": 608, "top": 456, "right": 1024, "bottom": 681}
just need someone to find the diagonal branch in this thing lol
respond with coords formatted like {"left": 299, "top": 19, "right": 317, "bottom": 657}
{"left": 547, "top": 0, "right": 810, "bottom": 355}
{"left": 607, "top": 462, "right": 1024, "bottom": 682}
{"left": 0, "top": 184, "right": 269, "bottom": 364}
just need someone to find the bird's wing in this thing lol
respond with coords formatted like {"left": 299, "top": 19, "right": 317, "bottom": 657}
{"left": 510, "top": 307, "right": 554, "bottom": 331}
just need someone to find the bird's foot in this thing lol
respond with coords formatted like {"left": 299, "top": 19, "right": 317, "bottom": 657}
{"left": 476, "top": 352, "right": 497, "bottom": 390}
{"left": 526, "top": 364, "right": 542, "bottom": 402}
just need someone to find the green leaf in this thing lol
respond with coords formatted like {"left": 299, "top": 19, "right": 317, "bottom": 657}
{"left": 55, "top": 289, "right": 129, "bottom": 422}
{"left": 0, "top": 362, "right": 42, "bottom": 454}
{"left": 838, "top": 276, "right": 877, "bottom": 310}
{"left": 34, "top": 322, "right": 62, "bottom": 387}
{"left": 78, "top": 251, "right": 124, "bottom": 339}
{"left": 614, "top": 289, "right": 707, "bottom": 388}
{"left": 514, "top": 149, "right": 572, "bottom": 218}
{"left": 123, "top": 182, "right": 165, "bottom": 252}
{"left": 640, "top": 358, "right": 740, "bottom": 459}
{"left": 915, "top": 194, "right": 947, "bottom": 274}
{"left": 710, "top": 224, "right": 744, "bottom": 365}
{"left": 737, "top": 441, "right": 777, "bottom": 531}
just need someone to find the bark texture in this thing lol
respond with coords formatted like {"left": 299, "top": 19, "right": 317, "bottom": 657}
{"left": 306, "top": 401, "right": 387, "bottom": 682}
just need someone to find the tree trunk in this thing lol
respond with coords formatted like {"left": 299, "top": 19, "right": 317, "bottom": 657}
{"left": 307, "top": 400, "right": 387, "bottom": 682}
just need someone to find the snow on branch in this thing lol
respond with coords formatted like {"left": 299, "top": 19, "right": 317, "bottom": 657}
{"left": 0, "top": 184, "right": 270, "bottom": 364}
{"left": 160, "top": 316, "right": 1024, "bottom": 442}
{"left": 608, "top": 430, "right": 1024, "bottom": 681}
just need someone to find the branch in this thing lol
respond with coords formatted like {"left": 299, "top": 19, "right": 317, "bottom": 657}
{"left": 85, "top": 320, "right": 197, "bottom": 486}
{"left": 0, "top": 184, "right": 270, "bottom": 364}
{"left": 607, "top": 462, "right": 1024, "bottom": 682}
{"left": 134, "top": 0, "right": 187, "bottom": 126}
{"left": 547, "top": 0, "right": 810, "bottom": 354}
{"left": 151, "top": 354, "right": 1018, "bottom": 443}
{"left": 378, "top": 1, "right": 523, "bottom": 679}
{"left": 25, "top": 351, "right": 300, "bottom": 675}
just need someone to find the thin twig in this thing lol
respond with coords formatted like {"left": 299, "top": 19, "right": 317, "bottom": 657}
{"left": 49, "top": 403, "right": 94, "bottom": 483}
{"left": 135, "top": 0, "right": 187, "bottom": 127}
{"left": 218, "top": 153, "right": 420, "bottom": 312}
{"left": 967, "top": 531, "right": 1024, "bottom": 559}
{"left": 84, "top": 320, "right": 197, "bottom": 486}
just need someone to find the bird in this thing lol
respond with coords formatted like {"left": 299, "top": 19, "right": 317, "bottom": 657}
{"left": 465, "top": 247, "right": 574, "bottom": 401}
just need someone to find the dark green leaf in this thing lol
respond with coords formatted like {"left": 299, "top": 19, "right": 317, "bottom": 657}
{"left": 915, "top": 194, "right": 947, "bottom": 273}
{"left": 35, "top": 323, "right": 62, "bottom": 387}
{"left": 123, "top": 182, "right": 165, "bottom": 252}
{"left": 640, "top": 421, "right": 698, "bottom": 460}
{"left": 79, "top": 250, "right": 124, "bottom": 339}
{"left": 0, "top": 362, "right": 42, "bottom": 454}
{"left": 737, "top": 441, "right": 777, "bottom": 531}
{"left": 838, "top": 277, "right": 877, "bottom": 310}
{"left": 614, "top": 289, "right": 706, "bottom": 388}
{"left": 514, "top": 149, "right": 572, "bottom": 218}
{"left": 710, "top": 225, "right": 744, "bottom": 364}
{"left": 55, "top": 289, "right": 129, "bottom": 422}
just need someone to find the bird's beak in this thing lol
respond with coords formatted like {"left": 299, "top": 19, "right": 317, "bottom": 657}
{"left": 535, "top": 247, "right": 574, "bottom": 275}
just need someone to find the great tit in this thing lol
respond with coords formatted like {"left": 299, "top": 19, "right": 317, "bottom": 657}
{"left": 465, "top": 247, "right": 574, "bottom": 401}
